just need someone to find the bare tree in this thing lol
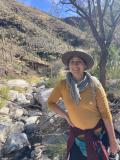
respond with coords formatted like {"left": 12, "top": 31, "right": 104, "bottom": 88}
{"left": 60, "top": 0, "right": 120, "bottom": 88}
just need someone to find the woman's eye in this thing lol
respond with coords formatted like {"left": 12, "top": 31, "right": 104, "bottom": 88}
{"left": 70, "top": 61, "right": 82, "bottom": 65}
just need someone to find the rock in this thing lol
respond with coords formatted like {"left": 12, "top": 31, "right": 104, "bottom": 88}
{"left": 0, "top": 124, "right": 9, "bottom": 142}
{"left": 14, "top": 108, "right": 24, "bottom": 118}
{"left": 10, "top": 146, "right": 32, "bottom": 160}
{"left": 24, "top": 124, "right": 42, "bottom": 144}
{"left": 49, "top": 118, "right": 54, "bottom": 123}
{"left": 7, "top": 79, "right": 29, "bottom": 88}
{"left": 34, "top": 88, "right": 53, "bottom": 111}
{"left": 0, "top": 115, "right": 12, "bottom": 125}
{"left": 17, "top": 116, "right": 28, "bottom": 124}
{"left": 38, "top": 85, "right": 46, "bottom": 92}
{"left": 2, "top": 133, "right": 30, "bottom": 155}
{"left": 0, "top": 81, "right": 71, "bottom": 160}
{"left": 0, "top": 141, "right": 4, "bottom": 158}
{"left": 25, "top": 116, "right": 39, "bottom": 125}
{"left": 8, "top": 90, "right": 19, "bottom": 101}
{"left": 25, "top": 93, "right": 33, "bottom": 101}
{"left": 8, "top": 104, "right": 24, "bottom": 119}
{"left": 31, "top": 143, "right": 47, "bottom": 160}
{"left": 0, "top": 107, "right": 9, "bottom": 115}
{"left": 17, "top": 93, "right": 30, "bottom": 104}
{"left": 27, "top": 110, "right": 42, "bottom": 117}
{"left": 33, "top": 146, "right": 42, "bottom": 159}
{"left": 32, "top": 84, "right": 46, "bottom": 92}
{"left": 9, "top": 122, "right": 24, "bottom": 134}
{"left": 24, "top": 123, "right": 38, "bottom": 135}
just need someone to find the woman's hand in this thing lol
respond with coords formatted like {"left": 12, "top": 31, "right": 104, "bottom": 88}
{"left": 102, "top": 118, "right": 120, "bottom": 154}
{"left": 109, "top": 140, "right": 120, "bottom": 154}
{"left": 64, "top": 113, "right": 75, "bottom": 127}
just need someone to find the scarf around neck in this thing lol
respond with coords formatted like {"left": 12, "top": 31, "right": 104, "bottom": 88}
{"left": 66, "top": 71, "right": 95, "bottom": 105}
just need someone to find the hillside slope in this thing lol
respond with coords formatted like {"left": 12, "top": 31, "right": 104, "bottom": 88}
{"left": 0, "top": 0, "right": 88, "bottom": 53}
{"left": 0, "top": 0, "right": 88, "bottom": 77}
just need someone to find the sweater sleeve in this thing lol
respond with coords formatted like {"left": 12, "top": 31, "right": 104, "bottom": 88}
{"left": 47, "top": 80, "right": 63, "bottom": 108}
{"left": 96, "top": 82, "right": 112, "bottom": 121}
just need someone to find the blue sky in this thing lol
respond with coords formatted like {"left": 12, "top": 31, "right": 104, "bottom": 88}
{"left": 17, "top": 0, "right": 76, "bottom": 17}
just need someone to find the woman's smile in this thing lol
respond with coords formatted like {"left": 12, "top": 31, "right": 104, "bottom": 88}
{"left": 69, "top": 56, "right": 86, "bottom": 81}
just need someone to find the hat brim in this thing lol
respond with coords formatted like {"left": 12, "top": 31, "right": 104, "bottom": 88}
{"left": 62, "top": 51, "right": 94, "bottom": 69}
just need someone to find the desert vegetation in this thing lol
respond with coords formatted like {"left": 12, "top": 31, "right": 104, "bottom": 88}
{"left": 0, "top": 0, "right": 120, "bottom": 159}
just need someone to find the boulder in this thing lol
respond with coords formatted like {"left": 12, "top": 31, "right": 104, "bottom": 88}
{"left": 7, "top": 79, "right": 29, "bottom": 88}
{"left": 2, "top": 133, "right": 30, "bottom": 155}
{"left": 0, "top": 124, "right": 9, "bottom": 142}
{"left": 34, "top": 88, "right": 53, "bottom": 111}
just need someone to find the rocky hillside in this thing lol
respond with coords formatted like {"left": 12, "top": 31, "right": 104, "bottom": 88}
{"left": 0, "top": 0, "right": 90, "bottom": 78}
{"left": 0, "top": 79, "right": 120, "bottom": 160}
{"left": 63, "top": 16, "right": 87, "bottom": 31}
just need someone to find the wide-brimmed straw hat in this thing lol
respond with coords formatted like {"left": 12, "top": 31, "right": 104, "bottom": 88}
{"left": 62, "top": 50, "right": 94, "bottom": 69}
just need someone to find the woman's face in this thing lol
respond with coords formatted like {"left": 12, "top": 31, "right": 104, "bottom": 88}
{"left": 68, "top": 56, "right": 86, "bottom": 80}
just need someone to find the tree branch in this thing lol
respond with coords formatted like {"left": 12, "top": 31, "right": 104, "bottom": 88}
{"left": 109, "top": 0, "right": 114, "bottom": 25}
{"left": 114, "top": 12, "right": 120, "bottom": 25}
{"left": 70, "top": 0, "right": 89, "bottom": 19}
{"left": 88, "top": 0, "right": 92, "bottom": 17}
{"left": 87, "top": 19, "right": 103, "bottom": 47}
{"left": 106, "top": 25, "right": 116, "bottom": 48}
{"left": 97, "top": 0, "right": 105, "bottom": 41}
{"left": 102, "top": 0, "right": 109, "bottom": 17}
{"left": 91, "top": 0, "right": 98, "bottom": 28}
{"left": 76, "top": 10, "right": 86, "bottom": 19}
{"left": 60, "top": 0, "right": 71, "bottom": 5}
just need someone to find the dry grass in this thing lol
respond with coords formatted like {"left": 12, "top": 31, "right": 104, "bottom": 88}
{"left": 0, "top": 0, "right": 90, "bottom": 78}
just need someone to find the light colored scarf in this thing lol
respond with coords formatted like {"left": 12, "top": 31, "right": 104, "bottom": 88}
{"left": 66, "top": 71, "right": 95, "bottom": 105}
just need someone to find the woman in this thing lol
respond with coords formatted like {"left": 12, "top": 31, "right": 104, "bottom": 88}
{"left": 47, "top": 50, "right": 119, "bottom": 160}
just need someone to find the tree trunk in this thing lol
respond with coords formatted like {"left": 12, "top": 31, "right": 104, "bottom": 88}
{"left": 99, "top": 48, "right": 108, "bottom": 88}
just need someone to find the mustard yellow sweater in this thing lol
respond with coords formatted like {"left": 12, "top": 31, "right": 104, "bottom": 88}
{"left": 47, "top": 79, "right": 112, "bottom": 129}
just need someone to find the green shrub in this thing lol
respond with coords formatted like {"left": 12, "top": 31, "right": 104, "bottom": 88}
{"left": 0, "top": 98, "right": 7, "bottom": 108}
{"left": 0, "top": 86, "right": 9, "bottom": 99}
{"left": 11, "top": 86, "right": 27, "bottom": 93}
{"left": 25, "top": 75, "right": 42, "bottom": 84}
{"left": 107, "top": 45, "right": 120, "bottom": 79}
{"left": 0, "top": 86, "right": 9, "bottom": 108}
{"left": 45, "top": 74, "right": 64, "bottom": 88}
{"left": 44, "top": 143, "right": 66, "bottom": 159}
{"left": 107, "top": 80, "right": 120, "bottom": 96}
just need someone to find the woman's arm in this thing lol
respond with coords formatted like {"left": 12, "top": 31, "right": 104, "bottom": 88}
{"left": 102, "top": 118, "right": 120, "bottom": 153}
{"left": 95, "top": 81, "right": 120, "bottom": 153}
{"left": 49, "top": 103, "right": 74, "bottom": 127}
{"left": 47, "top": 80, "right": 74, "bottom": 127}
